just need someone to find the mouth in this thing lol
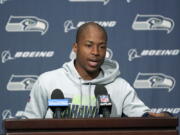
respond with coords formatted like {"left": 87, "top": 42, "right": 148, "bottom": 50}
{"left": 88, "top": 59, "right": 101, "bottom": 67}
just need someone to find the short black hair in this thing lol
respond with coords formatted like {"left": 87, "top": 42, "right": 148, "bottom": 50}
{"left": 75, "top": 22, "right": 108, "bottom": 43}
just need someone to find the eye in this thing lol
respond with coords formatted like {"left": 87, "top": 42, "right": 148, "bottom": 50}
{"left": 86, "top": 44, "right": 92, "bottom": 48}
{"left": 100, "top": 44, "right": 106, "bottom": 49}
{"left": 24, "top": 19, "right": 36, "bottom": 25}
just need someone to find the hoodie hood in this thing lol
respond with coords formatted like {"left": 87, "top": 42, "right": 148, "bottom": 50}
{"left": 62, "top": 59, "right": 120, "bottom": 84}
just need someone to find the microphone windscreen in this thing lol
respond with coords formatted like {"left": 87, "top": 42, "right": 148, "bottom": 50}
{"left": 94, "top": 84, "right": 108, "bottom": 98}
{"left": 51, "top": 89, "right": 64, "bottom": 99}
{"left": 94, "top": 85, "right": 112, "bottom": 117}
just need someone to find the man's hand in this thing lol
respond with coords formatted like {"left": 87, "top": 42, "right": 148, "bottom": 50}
{"left": 147, "top": 112, "right": 172, "bottom": 117}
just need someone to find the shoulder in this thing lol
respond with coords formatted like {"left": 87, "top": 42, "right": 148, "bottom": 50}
{"left": 109, "top": 77, "right": 132, "bottom": 88}
{"left": 106, "top": 77, "right": 135, "bottom": 94}
{"left": 38, "top": 68, "right": 65, "bottom": 84}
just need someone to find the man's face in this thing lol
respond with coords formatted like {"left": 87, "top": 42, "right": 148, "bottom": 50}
{"left": 73, "top": 26, "right": 107, "bottom": 78}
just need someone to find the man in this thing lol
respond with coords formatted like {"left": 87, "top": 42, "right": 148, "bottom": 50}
{"left": 22, "top": 22, "right": 170, "bottom": 118}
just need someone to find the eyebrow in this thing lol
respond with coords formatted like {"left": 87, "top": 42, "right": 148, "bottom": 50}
{"left": 86, "top": 40, "right": 93, "bottom": 44}
{"left": 86, "top": 40, "right": 106, "bottom": 44}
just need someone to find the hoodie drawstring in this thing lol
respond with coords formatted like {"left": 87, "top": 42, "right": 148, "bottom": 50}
{"left": 88, "top": 83, "right": 92, "bottom": 107}
{"left": 79, "top": 78, "right": 83, "bottom": 107}
{"left": 79, "top": 79, "right": 92, "bottom": 107}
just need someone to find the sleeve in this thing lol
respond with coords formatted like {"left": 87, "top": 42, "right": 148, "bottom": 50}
{"left": 122, "top": 82, "right": 150, "bottom": 117}
{"left": 22, "top": 76, "right": 48, "bottom": 118}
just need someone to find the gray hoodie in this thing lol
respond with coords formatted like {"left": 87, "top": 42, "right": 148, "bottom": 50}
{"left": 23, "top": 59, "right": 150, "bottom": 118}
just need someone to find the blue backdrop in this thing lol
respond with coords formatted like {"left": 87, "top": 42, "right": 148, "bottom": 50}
{"left": 0, "top": 0, "right": 180, "bottom": 133}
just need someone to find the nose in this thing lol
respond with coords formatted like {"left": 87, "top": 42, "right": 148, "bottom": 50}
{"left": 91, "top": 46, "right": 99, "bottom": 56}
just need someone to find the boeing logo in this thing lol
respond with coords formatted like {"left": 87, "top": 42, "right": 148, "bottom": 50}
{"left": 1, "top": 50, "right": 14, "bottom": 63}
{"left": 68, "top": 0, "right": 110, "bottom": 5}
{"left": 151, "top": 108, "right": 180, "bottom": 114}
{"left": 2, "top": 109, "right": 13, "bottom": 120}
{"left": 64, "top": 20, "right": 117, "bottom": 33}
{"left": 6, "top": 16, "right": 49, "bottom": 35}
{"left": 128, "top": 49, "right": 180, "bottom": 61}
{"left": 133, "top": 72, "right": 175, "bottom": 92}
{"left": 1, "top": 50, "right": 54, "bottom": 63}
{"left": 132, "top": 14, "right": 174, "bottom": 34}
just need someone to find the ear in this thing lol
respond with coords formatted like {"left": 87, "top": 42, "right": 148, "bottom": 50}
{"left": 72, "top": 43, "right": 78, "bottom": 53}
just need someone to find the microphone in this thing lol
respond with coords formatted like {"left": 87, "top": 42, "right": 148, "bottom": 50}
{"left": 94, "top": 84, "right": 112, "bottom": 118}
{"left": 48, "top": 89, "right": 69, "bottom": 119}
